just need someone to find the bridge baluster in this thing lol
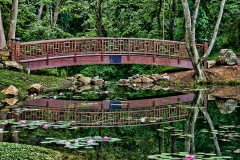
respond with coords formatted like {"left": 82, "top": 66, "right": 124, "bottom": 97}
{"left": 11, "top": 38, "right": 16, "bottom": 61}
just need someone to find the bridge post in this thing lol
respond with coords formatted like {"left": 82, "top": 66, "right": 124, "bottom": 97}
{"left": 74, "top": 40, "right": 77, "bottom": 62}
{"left": 203, "top": 39, "right": 208, "bottom": 68}
{"left": 11, "top": 38, "right": 16, "bottom": 61}
{"left": 15, "top": 38, "right": 20, "bottom": 63}
{"left": 153, "top": 41, "right": 156, "bottom": 62}
{"left": 101, "top": 39, "right": 104, "bottom": 61}
{"left": 203, "top": 39, "right": 208, "bottom": 54}
{"left": 128, "top": 39, "right": 130, "bottom": 61}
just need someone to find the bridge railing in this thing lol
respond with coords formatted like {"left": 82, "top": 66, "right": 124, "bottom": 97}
{"left": 11, "top": 38, "right": 208, "bottom": 63}
{"left": 9, "top": 102, "right": 198, "bottom": 127}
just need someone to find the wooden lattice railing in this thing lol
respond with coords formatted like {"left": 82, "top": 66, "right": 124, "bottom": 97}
{"left": 9, "top": 102, "right": 203, "bottom": 127}
{"left": 11, "top": 38, "right": 208, "bottom": 63}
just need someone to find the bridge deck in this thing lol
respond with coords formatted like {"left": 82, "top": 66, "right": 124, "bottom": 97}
{"left": 11, "top": 38, "right": 208, "bottom": 70}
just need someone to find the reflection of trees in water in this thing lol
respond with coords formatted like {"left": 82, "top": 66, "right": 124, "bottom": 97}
{"left": 185, "top": 89, "right": 221, "bottom": 156}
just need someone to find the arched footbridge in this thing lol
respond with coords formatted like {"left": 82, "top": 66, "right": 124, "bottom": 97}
{"left": 11, "top": 37, "right": 208, "bottom": 70}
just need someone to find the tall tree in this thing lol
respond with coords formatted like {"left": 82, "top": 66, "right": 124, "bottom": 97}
{"left": 0, "top": 0, "right": 18, "bottom": 49}
{"left": 181, "top": 0, "right": 226, "bottom": 82}
{"left": 53, "top": 0, "right": 64, "bottom": 26}
{"left": 169, "top": 0, "right": 177, "bottom": 40}
{"left": 7, "top": 0, "right": 18, "bottom": 47}
{"left": 0, "top": 7, "right": 7, "bottom": 50}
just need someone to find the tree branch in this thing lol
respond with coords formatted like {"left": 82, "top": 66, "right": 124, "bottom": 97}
{"left": 200, "top": 108, "right": 222, "bottom": 156}
{"left": 201, "top": 0, "right": 226, "bottom": 63}
{"left": 192, "top": 0, "right": 200, "bottom": 42}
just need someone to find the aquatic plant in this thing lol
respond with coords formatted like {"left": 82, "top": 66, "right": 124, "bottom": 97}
{"left": 40, "top": 136, "right": 121, "bottom": 149}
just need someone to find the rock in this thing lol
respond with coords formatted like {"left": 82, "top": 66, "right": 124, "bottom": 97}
{"left": 78, "top": 76, "right": 92, "bottom": 84}
{"left": 141, "top": 83, "right": 154, "bottom": 89}
{"left": 91, "top": 76, "right": 105, "bottom": 85}
{"left": 119, "top": 79, "right": 129, "bottom": 84}
{"left": 2, "top": 61, "right": 23, "bottom": 72}
{"left": 216, "top": 49, "right": 238, "bottom": 66}
{"left": 0, "top": 63, "right": 3, "bottom": 69}
{"left": 132, "top": 77, "right": 142, "bottom": 83}
{"left": 75, "top": 85, "right": 92, "bottom": 92}
{"left": 150, "top": 73, "right": 167, "bottom": 81}
{"left": 1, "top": 85, "right": 19, "bottom": 96}
{"left": 215, "top": 98, "right": 237, "bottom": 114}
{"left": 2, "top": 97, "right": 18, "bottom": 106}
{"left": 160, "top": 76, "right": 170, "bottom": 81}
{"left": 207, "top": 60, "right": 216, "bottom": 68}
{"left": 28, "top": 84, "right": 44, "bottom": 94}
{"left": 141, "top": 76, "right": 154, "bottom": 83}
{"left": 73, "top": 81, "right": 84, "bottom": 86}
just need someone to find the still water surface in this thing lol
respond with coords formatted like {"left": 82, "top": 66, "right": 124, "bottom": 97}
{"left": 0, "top": 85, "right": 239, "bottom": 159}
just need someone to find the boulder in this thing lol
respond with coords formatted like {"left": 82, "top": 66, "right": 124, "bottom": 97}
{"left": 0, "top": 63, "right": 3, "bottom": 69}
{"left": 119, "top": 79, "right": 129, "bottom": 84}
{"left": 2, "top": 97, "right": 18, "bottom": 106}
{"left": 78, "top": 76, "right": 92, "bottom": 84}
{"left": 91, "top": 76, "right": 105, "bottom": 85}
{"left": 2, "top": 61, "right": 23, "bottom": 72}
{"left": 141, "top": 76, "right": 154, "bottom": 83}
{"left": 28, "top": 84, "right": 44, "bottom": 94}
{"left": 150, "top": 73, "right": 167, "bottom": 81}
{"left": 215, "top": 98, "right": 237, "bottom": 114}
{"left": 207, "top": 60, "right": 216, "bottom": 68}
{"left": 216, "top": 49, "right": 238, "bottom": 66}
{"left": 132, "top": 77, "right": 142, "bottom": 83}
{"left": 1, "top": 85, "right": 19, "bottom": 96}
{"left": 75, "top": 85, "right": 92, "bottom": 92}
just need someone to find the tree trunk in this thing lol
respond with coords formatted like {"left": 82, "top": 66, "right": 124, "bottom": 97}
{"left": 156, "top": 0, "right": 162, "bottom": 38}
{"left": 38, "top": 5, "right": 43, "bottom": 20}
{"left": 53, "top": 0, "right": 64, "bottom": 26}
{"left": 96, "top": 0, "right": 107, "bottom": 37}
{"left": 200, "top": 108, "right": 222, "bottom": 156}
{"left": 169, "top": 0, "right": 177, "bottom": 40}
{"left": 0, "top": 7, "right": 7, "bottom": 50}
{"left": 181, "top": 0, "right": 206, "bottom": 82}
{"left": 7, "top": 0, "right": 18, "bottom": 48}
{"left": 184, "top": 106, "right": 199, "bottom": 154}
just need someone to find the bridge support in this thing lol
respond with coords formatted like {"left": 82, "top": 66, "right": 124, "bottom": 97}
{"left": 11, "top": 37, "right": 20, "bottom": 62}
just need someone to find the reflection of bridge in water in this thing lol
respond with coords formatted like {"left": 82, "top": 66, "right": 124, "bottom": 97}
{"left": 9, "top": 93, "right": 205, "bottom": 127}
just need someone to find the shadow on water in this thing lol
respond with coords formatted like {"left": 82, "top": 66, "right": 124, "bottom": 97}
{"left": 0, "top": 85, "right": 240, "bottom": 159}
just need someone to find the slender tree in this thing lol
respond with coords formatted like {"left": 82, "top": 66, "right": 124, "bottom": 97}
{"left": 53, "top": 0, "right": 64, "bottom": 26}
{"left": 0, "top": 0, "right": 18, "bottom": 50}
{"left": 181, "top": 0, "right": 226, "bottom": 82}
{"left": 0, "top": 7, "right": 7, "bottom": 50}
{"left": 7, "top": 0, "right": 19, "bottom": 47}
{"left": 169, "top": 0, "right": 177, "bottom": 40}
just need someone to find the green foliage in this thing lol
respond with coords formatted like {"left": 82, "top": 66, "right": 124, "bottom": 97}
{"left": 31, "top": 68, "right": 67, "bottom": 77}
{"left": 0, "top": 142, "right": 62, "bottom": 160}
{"left": 0, "top": 69, "right": 66, "bottom": 97}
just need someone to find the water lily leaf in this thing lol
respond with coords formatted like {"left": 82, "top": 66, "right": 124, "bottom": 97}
{"left": 41, "top": 141, "right": 51, "bottom": 144}
{"left": 84, "top": 146, "right": 94, "bottom": 149}
{"left": 45, "top": 137, "right": 55, "bottom": 140}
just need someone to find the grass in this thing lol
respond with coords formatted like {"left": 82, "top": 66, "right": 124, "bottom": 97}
{"left": 0, "top": 142, "right": 63, "bottom": 160}
{"left": 0, "top": 69, "right": 67, "bottom": 98}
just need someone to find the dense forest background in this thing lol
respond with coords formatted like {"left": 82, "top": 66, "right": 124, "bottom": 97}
{"left": 1, "top": 0, "right": 240, "bottom": 80}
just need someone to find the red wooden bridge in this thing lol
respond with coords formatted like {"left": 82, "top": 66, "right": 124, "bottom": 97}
{"left": 8, "top": 93, "right": 205, "bottom": 127}
{"left": 11, "top": 38, "right": 208, "bottom": 70}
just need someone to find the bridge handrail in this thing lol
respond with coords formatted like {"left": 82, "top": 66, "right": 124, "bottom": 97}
{"left": 18, "top": 37, "right": 189, "bottom": 45}
{"left": 11, "top": 37, "right": 208, "bottom": 64}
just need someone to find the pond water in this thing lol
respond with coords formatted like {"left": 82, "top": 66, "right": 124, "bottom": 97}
{"left": 0, "top": 84, "right": 240, "bottom": 160}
